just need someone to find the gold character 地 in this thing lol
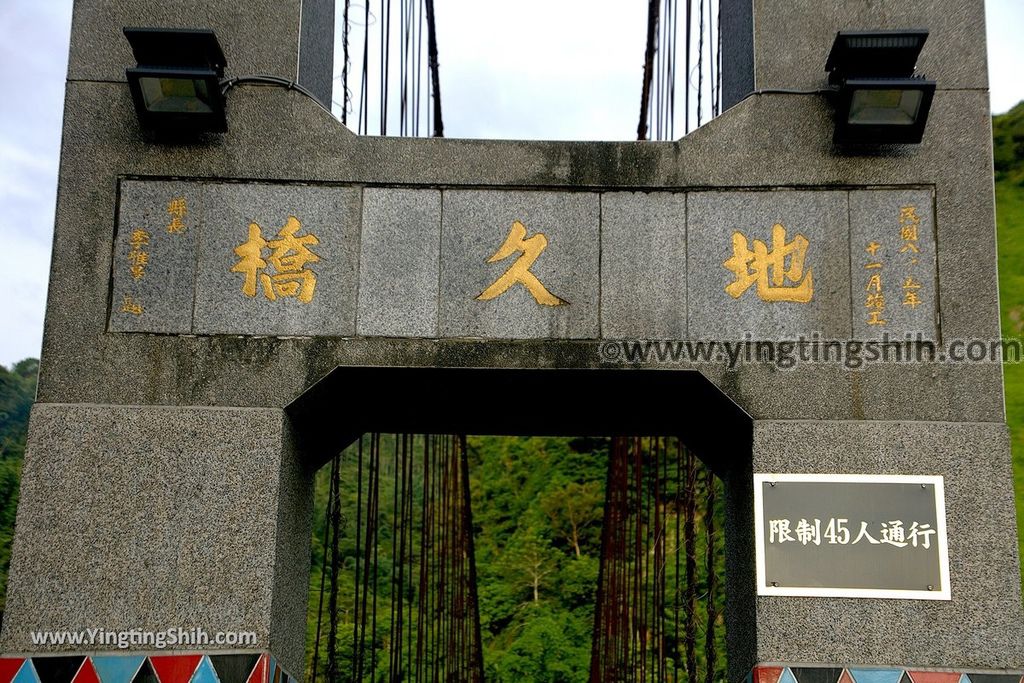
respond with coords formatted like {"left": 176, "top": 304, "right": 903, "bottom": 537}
{"left": 723, "top": 223, "right": 813, "bottom": 303}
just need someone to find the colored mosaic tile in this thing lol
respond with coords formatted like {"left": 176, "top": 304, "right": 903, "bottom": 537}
{"left": 91, "top": 656, "right": 145, "bottom": 683}
{"left": 0, "top": 654, "right": 290, "bottom": 683}
{"left": 754, "top": 667, "right": 785, "bottom": 683}
{"left": 148, "top": 655, "right": 201, "bottom": 683}
{"left": 208, "top": 654, "right": 261, "bottom": 683}
{"left": 0, "top": 659, "right": 26, "bottom": 683}
{"left": 752, "top": 667, "right": 1024, "bottom": 683}
{"left": 908, "top": 672, "right": 964, "bottom": 683}
{"left": 32, "top": 657, "right": 84, "bottom": 683}
{"left": 70, "top": 659, "right": 98, "bottom": 683}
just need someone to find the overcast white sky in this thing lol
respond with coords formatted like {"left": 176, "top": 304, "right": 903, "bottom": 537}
{"left": 0, "top": 1, "right": 1022, "bottom": 368}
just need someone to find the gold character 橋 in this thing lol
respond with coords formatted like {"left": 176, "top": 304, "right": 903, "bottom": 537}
{"left": 231, "top": 216, "right": 320, "bottom": 303}
{"left": 477, "top": 220, "right": 567, "bottom": 306}
{"left": 723, "top": 223, "right": 813, "bottom": 303}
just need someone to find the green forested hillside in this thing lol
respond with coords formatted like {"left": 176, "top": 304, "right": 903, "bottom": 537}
{"left": 994, "top": 101, "right": 1024, "bottom": 595}
{"left": 303, "top": 436, "right": 727, "bottom": 682}
{"left": 0, "top": 358, "right": 38, "bottom": 622}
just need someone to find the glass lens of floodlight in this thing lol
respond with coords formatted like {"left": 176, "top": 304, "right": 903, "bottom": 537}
{"left": 139, "top": 77, "right": 214, "bottom": 113}
{"left": 847, "top": 88, "right": 923, "bottom": 125}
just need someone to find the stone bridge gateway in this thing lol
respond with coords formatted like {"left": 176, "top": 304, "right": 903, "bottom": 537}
{"left": 1, "top": 1, "right": 1023, "bottom": 682}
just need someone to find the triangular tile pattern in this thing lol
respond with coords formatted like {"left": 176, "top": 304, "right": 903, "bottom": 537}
{"left": 851, "top": 670, "right": 906, "bottom": 683}
{"left": 71, "top": 660, "right": 99, "bottom": 683}
{"left": 0, "top": 659, "right": 26, "bottom": 683}
{"left": 792, "top": 668, "right": 845, "bottom": 683}
{"left": 129, "top": 660, "right": 157, "bottom": 683}
{"left": 209, "top": 655, "right": 259, "bottom": 683}
{"left": 188, "top": 658, "right": 217, "bottom": 683}
{"left": 2, "top": 653, "right": 287, "bottom": 683}
{"left": 91, "top": 656, "right": 145, "bottom": 683}
{"left": 754, "top": 667, "right": 785, "bottom": 683}
{"left": 11, "top": 661, "right": 39, "bottom": 683}
{"left": 33, "top": 656, "right": 85, "bottom": 683}
{"left": 149, "top": 656, "right": 201, "bottom": 683}
{"left": 245, "top": 656, "right": 267, "bottom": 683}
{"left": 910, "top": 673, "right": 965, "bottom": 683}
{"left": 747, "top": 667, "right": 1024, "bottom": 683}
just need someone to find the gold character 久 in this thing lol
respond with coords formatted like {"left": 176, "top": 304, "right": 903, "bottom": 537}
{"left": 477, "top": 220, "right": 567, "bottom": 306}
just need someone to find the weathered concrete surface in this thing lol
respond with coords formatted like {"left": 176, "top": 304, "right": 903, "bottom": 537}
{"left": 750, "top": 420, "right": 1024, "bottom": 669}
{"left": 601, "top": 192, "right": 688, "bottom": 339}
{"left": 69, "top": 0, "right": 301, "bottom": 86}
{"left": 358, "top": 188, "right": 441, "bottom": 337}
{"left": 0, "top": 404, "right": 313, "bottom": 676}
{"left": 751, "top": 0, "right": 988, "bottom": 95}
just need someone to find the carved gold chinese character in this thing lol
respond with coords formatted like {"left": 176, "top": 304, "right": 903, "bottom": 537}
{"left": 128, "top": 229, "right": 150, "bottom": 280}
{"left": 477, "top": 220, "right": 567, "bottom": 306}
{"left": 866, "top": 273, "right": 882, "bottom": 293}
{"left": 899, "top": 205, "right": 921, "bottom": 254}
{"left": 723, "top": 223, "right": 813, "bottom": 303}
{"left": 864, "top": 241, "right": 882, "bottom": 269}
{"left": 865, "top": 292, "right": 886, "bottom": 310}
{"left": 231, "top": 216, "right": 320, "bottom": 303}
{"left": 167, "top": 197, "right": 188, "bottom": 234}
{"left": 903, "top": 277, "right": 923, "bottom": 308}
{"left": 120, "top": 295, "right": 143, "bottom": 315}
{"left": 865, "top": 271, "right": 887, "bottom": 325}
{"left": 899, "top": 206, "right": 920, "bottom": 225}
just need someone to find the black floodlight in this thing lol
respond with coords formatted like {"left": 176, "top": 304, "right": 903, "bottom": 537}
{"left": 826, "top": 29, "right": 936, "bottom": 145}
{"left": 124, "top": 28, "right": 227, "bottom": 134}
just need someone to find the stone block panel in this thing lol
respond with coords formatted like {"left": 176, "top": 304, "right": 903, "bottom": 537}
{"left": 850, "top": 189, "right": 938, "bottom": 341}
{"left": 357, "top": 188, "right": 442, "bottom": 337}
{"left": 110, "top": 181, "right": 200, "bottom": 333}
{"left": 688, "top": 190, "right": 852, "bottom": 340}
{"left": 601, "top": 192, "right": 687, "bottom": 339}
{"left": 438, "top": 189, "right": 601, "bottom": 339}
{"left": 0, "top": 404, "right": 292, "bottom": 658}
{"left": 110, "top": 182, "right": 941, "bottom": 343}
{"left": 193, "top": 183, "right": 360, "bottom": 336}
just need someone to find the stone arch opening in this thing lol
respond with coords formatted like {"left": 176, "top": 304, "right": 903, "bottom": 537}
{"left": 287, "top": 367, "right": 756, "bottom": 681}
